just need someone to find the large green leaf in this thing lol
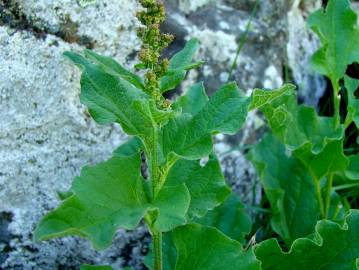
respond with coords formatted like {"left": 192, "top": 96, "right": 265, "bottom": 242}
{"left": 34, "top": 154, "right": 191, "bottom": 249}
{"left": 165, "top": 154, "right": 231, "bottom": 219}
{"left": 64, "top": 51, "right": 154, "bottom": 135}
{"left": 344, "top": 75, "right": 359, "bottom": 128}
{"left": 252, "top": 85, "right": 344, "bottom": 154}
{"left": 173, "top": 224, "right": 261, "bottom": 270}
{"left": 160, "top": 39, "right": 200, "bottom": 93}
{"left": 248, "top": 133, "right": 320, "bottom": 244}
{"left": 194, "top": 193, "right": 252, "bottom": 243}
{"left": 255, "top": 210, "right": 359, "bottom": 270}
{"left": 34, "top": 154, "right": 148, "bottom": 249}
{"left": 308, "top": 0, "right": 359, "bottom": 83}
{"left": 160, "top": 82, "right": 250, "bottom": 160}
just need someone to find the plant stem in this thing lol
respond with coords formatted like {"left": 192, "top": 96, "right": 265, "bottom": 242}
{"left": 324, "top": 173, "right": 333, "bottom": 219}
{"left": 314, "top": 179, "right": 325, "bottom": 219}
{"left": 228, "top": 1, "right": 258, "bottom": 82}
{"left": 152, "top": 229, "right": 163, "bottom": 270}
{"left": 332, "top": 79, "right": 341, "bottom": 128}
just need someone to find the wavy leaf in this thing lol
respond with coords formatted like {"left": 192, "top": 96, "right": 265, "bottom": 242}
{"left": 194, "top": 193, "right": 251, "bottom": 243}
{"left": 255, "top": 210, "right": 359, "bottom": 270}
{"left": 165, "top": 154, "right": 231, "bottom": 219}
{"left": 173, "top": 224, "right": 261, "bottom": 270}
{"left": 308, "top": 0, "right": 359, "bottom": 82}
{"left": 344, "top": 75, "right": 359, "bottom": 128}
{"left": 248, "top": 133, "right": 320, "bottom": 244}
{"left": 34, "top": 154, "right": 191, "bottom": 249}
{"left": 160, "top": 82, "right": 250, "bottom": 160}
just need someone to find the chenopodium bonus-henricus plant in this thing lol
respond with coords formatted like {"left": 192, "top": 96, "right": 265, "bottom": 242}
{"left": 34, "top": 0, "right": 264, "bottom": 269}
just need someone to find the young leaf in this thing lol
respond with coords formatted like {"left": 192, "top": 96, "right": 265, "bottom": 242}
{"left": 248, "top": 133, "right": 320, "bottom": 244}
{"left": 34, "top": 154, "right": 149, "bottom": 250}
{"left": 160, "top": 39, "right": 200, "bottom": 93}
{"left": 308, "top": 0, "right": 359, "bottom": 83}
{"left": 160, "top": 82, "right": 250, "bottom": 161}
{"left": 255, "top": 210, "right": 359, "bottom": 270}
{"left": 194, "top": 193, "right": 252, "bottom": 243}
{"left": 344, "top": 75, "right": 359, "bottom": 128}
{"left": 173, "top": 224, "right": 261, "bottom": 270}
{"left": 165, "top": 154, "right": 231, "bottom": 219}
{"left": 80, "top": 265, "right": 113, "bottom": 270}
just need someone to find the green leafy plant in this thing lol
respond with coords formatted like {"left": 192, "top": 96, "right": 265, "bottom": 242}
{"left": 34, "top": 0, "right": 359, "bottom": 269}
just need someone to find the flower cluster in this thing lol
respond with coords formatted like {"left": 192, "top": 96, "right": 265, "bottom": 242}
{"left": 136, "top": 0, "right": 174, "bottom": 105}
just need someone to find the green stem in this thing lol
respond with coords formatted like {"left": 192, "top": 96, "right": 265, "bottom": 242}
{"left": 324, "top": 174, "right": 333, "bottom": 219}
{"left": 228, "top": 1, "right": 258, "bottom": 82}
{"left": 152, "top": 229, "right": 163, "bottom": 270}
{"left": 332, "top": 79, "right": 341, "bottom": 128}
{"left": 314, "top": 179, "right": 325, "bottom": 219}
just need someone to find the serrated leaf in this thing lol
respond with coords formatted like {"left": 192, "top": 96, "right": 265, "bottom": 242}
{"left": 248, "top": 133, "right": 320, "bottom": 244}
{"left": 160, "top": 39, "right": 200, "bottom": 93}
{"left": 113, "top": 137, "right": 143, "bottom": 157}
{"left": 160, "top": 82, "right": 250, "bottom": 160}
{"left": 255, "top": 210, "right": 359, "bottom": 270}
{"left": 308, "top": 0, "right": 359, "bottom": 83}
{"left": 252, "top": 84, "right": 344, "bottom": 154}
{"left": 194, "top": 193, "right": 251, "bottom": 243}
{"left": 173, "top": 224, "right": 261, "bottom": 270}
{"left": 80, "top": 265, "right": 112, "bottom": 270}
{"left": 83, "top": 49, "right": 144, "bottom": 90}
{"left": 165, "top": 154, "right": 231, "bottom": 219}
{"left": 64, "top": 51, "right": 153, "bottom": 135}
{"left": 34, "top": 154, "right": 149, "bottom": 250}
{"left": 344, "top": 75, "right": 359, "bottom": 128}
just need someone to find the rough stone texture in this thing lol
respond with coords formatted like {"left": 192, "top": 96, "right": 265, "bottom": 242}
{"left": 0, "top": 0, "right": 323, "bottom": 269}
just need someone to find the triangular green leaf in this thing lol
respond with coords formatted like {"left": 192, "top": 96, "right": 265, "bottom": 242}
{"left": 34, "top": 154, "right": 148, "bottom": 250}
{"left": 165, "top": 154, "right": 231, "bottom": 219}
{"left": 248, "top": 133, "right": 320, "bottom": 244}
{"left": 160, "top": 82, "right": 250, "bottom": 160}
{"left": 255, "top": 210, "right": 359, "bottom": 270}
{"left": 194, "top": 193, "right": 252, "bottom": 243}
{"left": 173, "top": 224, "right": 261, "bottom": 270}
{"left": 308, "top": 0, "right": 359, "bottom": 82}
{"left": 160, "top": 39, "right": 200, "bottom": 93}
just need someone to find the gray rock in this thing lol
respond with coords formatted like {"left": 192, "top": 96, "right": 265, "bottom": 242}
{"left": 0, "top": 0, "right": 328, "bottom": 269}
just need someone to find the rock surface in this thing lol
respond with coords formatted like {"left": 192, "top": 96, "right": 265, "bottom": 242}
{"left": 0, "top": 0, "right": 322, "bottom": 269}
